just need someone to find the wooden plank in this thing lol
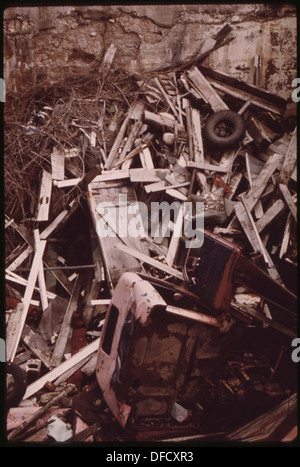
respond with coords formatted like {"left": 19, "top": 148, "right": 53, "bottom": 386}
{"left": 279, "top": 213, "right": 292, "bottom": 259}
{"left": 50, "top": 274, "right": 83, "bottom": 368}
{"left": 40, "top": 200, "right": 78, "bottom": 240}
{"left": 24, "top": 338, "right": 100, "bottom": 399}
{"left": 7, "top": 244, "right": 33, "bottom": 272}
{"left": 166, "top": 204, "right": 183, "bottom": 266}
{"left": 140, "top": 146, "right": 154, "bottom": 169}
{"left": 199, "top": 65, "right": 287, "bottom": 115}
{"left": 8, "top": 384, "right": 75, "bottom": 441}
{"left": 34, "top": 230, "right": 48, "bottom": 312}
{"left": 36, "top": 170, "right": 52, "bottom": 222}
{"left": 255, "top": 199, "right": 286, "bottom": 233}
{"left": 234, "top": 200, "right": 281, "bottom": 282}
{"left": 5, "top": 269, "right": 56, "bottom": 300}
{"left": 154, "top": 76, "right": 179, "bottom": 119}
{"left": 165, "top": 188, "right": 188, "bottom": 201}
{"left": 88, "top": 182, "right": 149, "bottom": 286}
{"left": 278, "top": 130, "right": 297, "bottom": 184}
{"left": 115, "top": 243, "right": 184, "bottom": 281}
{"left": 145, "top": 181, "right": 190, "bottom": 194}
{"left": 6, "top": 231, "right": 47, "bottom": 362}
{"left": 185, "top": 101, "right": 207, "bottom": 193}
{"left": 245, "top": 153, "right": 263, "bottom": 219}
{"left": 143, "top": 110, "right": 185, "bottom": 132}
{"left": 279, "top": 184, "right": 297, "bottom": 222}
{"left": 129, "top": 168, "right": 170, "bottom": 183}
{"left": 187, "top": 161, "right": 228, "bottom": 173}
{"left": 185, "top": 66, "right": 228, "bottom": 112}
{"left": 104, "top": 102, "right": 138, "bottom": 170}
{"left": 22, "top": 324, "right": 52, "bottom": 369}
{"left": 51, "top": 148, "right": 65, "bottom": 181}
{"left": 116, "top": 101, "right": 144, "bottom": 167}
{"left": 243, "top": 152, "right": 283, "bottom": 212}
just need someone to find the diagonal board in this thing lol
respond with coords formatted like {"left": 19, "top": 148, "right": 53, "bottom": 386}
{"left": 6, "top": 230, "right": 47, "bottom": 362}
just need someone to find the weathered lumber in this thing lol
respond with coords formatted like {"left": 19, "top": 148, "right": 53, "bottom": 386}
{"left": 255, "top": 199, "right": 286, "bottom": 233}
{"left": 34, "top": 230, "right": 48, "bottom": 312}
{"left": 51, "top": 147, "right": 65, "bottom": 181}
{"left": 7, "top": 384, "right": 76, "bottom": 441}
{"left": 143, "top": 110, "right": 185, "bottom": 132}
{"left": 234, "top": 200, "right": 281, "bottom": 282}
{"left": 50, "top": 274, "right": 83, "bottom": 368}
{"left": 243, "top": 152, "right": 283, "bottom": 212}
{"left": 187, "top": 161, "right": 228, "bottom": 173}
{"left": 279, "top": 183, "right": 297, "bottom": 222}
{"left": 279, "top": 212, "right": 293, "bottom": 259}
{"left": 115, "top": 243, "right": 184, "bottom": 280}
{"left": 199, "top": 65, "right": 287, "bottom": 115}
{"left": 22, "top": 324, "right": 52, "bottom": 369}
{"left": 144, "top": 181, "right": 189, "bottom": 194}
{"left": 154, "top": 76, "right": 179, "bottom": 119}
{"left": 185, "top": 66, "right": 228, "bottom": 112}
{"left": 166, "top": 204, "right": 183, "bottom": 266}
{"left": 6, "top": 231, "right": 47, "bottom": 362}
{"left": 104, "top": 101, "right": 140, "bottom": 170}
{"left": 278, "top": 129, "right": 297, "bottom": 185}
{"left": 24, "top": 338, "right": 100, "bottom": 399}
{"left": 36, "top": 170, "right": 52, "bottom": 222}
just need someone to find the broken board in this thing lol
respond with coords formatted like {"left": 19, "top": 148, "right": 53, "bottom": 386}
{"left": 88, "top": 180, "right": 150, "bottom": 287}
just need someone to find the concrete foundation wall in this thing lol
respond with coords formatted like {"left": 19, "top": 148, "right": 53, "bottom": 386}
{"left": 3, "top": 4, "right": 297, "bottom": 98}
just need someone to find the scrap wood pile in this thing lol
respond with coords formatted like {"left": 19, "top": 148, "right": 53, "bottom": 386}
{"left": 5, "top": 30, "right": 297, "bottom": 442}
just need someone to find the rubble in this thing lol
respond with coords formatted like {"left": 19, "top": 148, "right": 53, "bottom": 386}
{"left": 4, "top": 21, "right": 297, "bottom": 444}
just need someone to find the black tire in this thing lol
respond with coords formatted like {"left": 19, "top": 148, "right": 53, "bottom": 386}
{"left": 6, "top": 362, "right": 27, "bottom": 410}
{"left": 203, "top": 110, "right": 245, "bottom": 149}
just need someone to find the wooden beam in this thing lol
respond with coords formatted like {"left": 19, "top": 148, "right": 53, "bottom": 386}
{"left": 187, "top": 161, "right": 228, "bottom": 173}
{"left": 24, "top": 338, "right": 100, "bottom": 399}
{"left": 129, "top": 168, "right": 170, "bottom": 183}
{"left": 279, "top": 213, "right": 293, "bottom": 259}
{"left": 144, "top": 181, "right": 190, "bottom": 194}
{"left": 185, "top": 66, "right": 228, "bottom": 112}
{"left": 34, "top": 230, "right": 48, "bottom": 312}
{"left": 154, "top": 76, "right": 179, "bottom": 119}
{"left": 50, "top": 274, "right": 83, "bottom": 368}
{"left": 199, "top": 65, "right": 287, "bottom": 115}
{"left": 243, "top": 152, "right": 283, "bottom": 212}
{"left": 7, "top": 245, "right": 33, "bottom": 272}
{"left": 166, "top": 204, "right": 183, "bottom": 266}
{"left": 51, "top": 147, "right": 65, "bottom": 181}
{"left": 234, "top": 200, "right": 282, "bottom": 282}
{"left": 279, "top": 184, "right": 297, "bottom": 223}
{"left": 115, "top": 243, "right": 184, "bottom": 280}
{"left": 255, "top": 199, "right": 286, "bottom": 233}
{"left": 6, "top": 231, "right": 47, "bottom": 362}
{"left": 143, "top": 110, "right": 185, "bottom": 132}
{"left": 278, "top": 129, "right": 297, "bottom": 185}
{"left": 104, "top": 101, "right": 138, "bottom": 170}
{"left": 36, "top": 170, "right": 52, "bottom": 222}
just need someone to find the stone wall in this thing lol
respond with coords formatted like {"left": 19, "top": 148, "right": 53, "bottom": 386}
{"left": 3, "top": 4, "right": 297, "bottom": 99}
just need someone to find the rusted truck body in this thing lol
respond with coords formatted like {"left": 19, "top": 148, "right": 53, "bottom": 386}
{"left": 96, "top": 268, "right": 297, "bottom": 441}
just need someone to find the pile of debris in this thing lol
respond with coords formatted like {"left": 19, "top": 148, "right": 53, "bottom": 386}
{"left": 5, "top": 29, "right": 297, "bottom": 443}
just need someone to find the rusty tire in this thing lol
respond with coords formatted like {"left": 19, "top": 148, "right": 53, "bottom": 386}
{"left": 203, "top": 110, "right": 245, "bottom": 149}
